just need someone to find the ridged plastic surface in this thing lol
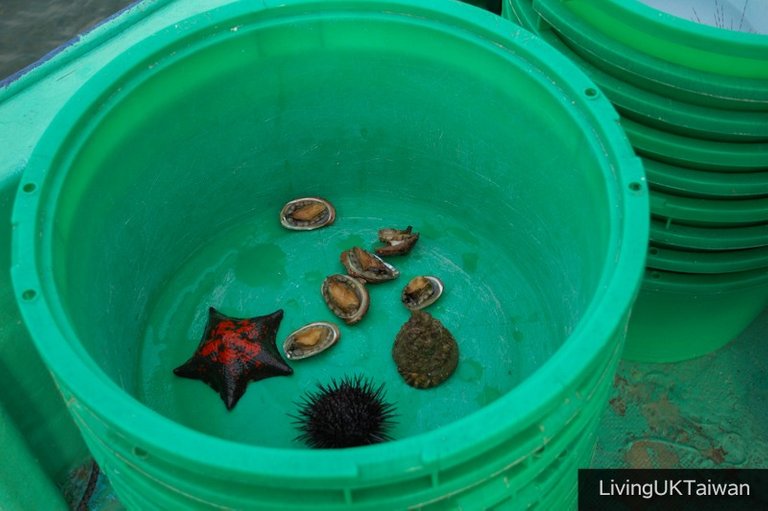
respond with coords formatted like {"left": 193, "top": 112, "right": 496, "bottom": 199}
{"left": 502, "top": 0, "right": 768, "bottom": 363}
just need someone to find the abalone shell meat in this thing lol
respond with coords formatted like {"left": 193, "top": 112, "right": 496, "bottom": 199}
{"left": 392, "top": 310, "right": 458, "bottom": 389}
{"left": 401, "top": 276, "right": 444, "bottom": 310}
{"left": 283, "top": 322, "right": 341, "bottom": 360}
{"left": 375, "top": 226, "right": 419, "bottom": 256}
{"left": 340, "top": 247, "right": 399, "bottom": 283}
{"left": 280, "top": 197, "right": 335, "bottom": 230}
{"left": 321, "top": 274, "right": 370, "bottom": 325}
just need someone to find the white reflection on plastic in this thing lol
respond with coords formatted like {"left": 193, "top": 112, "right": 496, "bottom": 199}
{"left": 638, "top": 0, "right": 767, "bottom": 34}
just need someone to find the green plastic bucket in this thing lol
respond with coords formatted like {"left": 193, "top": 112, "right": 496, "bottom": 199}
{"left": 625, "top": 268, "right": 768, "bottom": 362}
{"left": 544, "top": 30, "right": 768, "bottom": 142}
{"left": 650, "top": 218, "right": 768, "bottom": 251}
{"left": 504, "top": 0, "right": 540, "bottom": 29}
{"left": 531, "top": 0, "right": 768, "bottom": 111}
{"left": 11, "top": 1, "right": 648, "bottom": 509}
{"left": 623, "top": 118, "right": 768, "bottom": 172}
{"left": 644, "top": 157, "right": 768, "bottom": 199}
{"left": 650, "top": 188, "right": 768, "bottom": 227}
{"left": 646, "top": 244, "right": 768, "bottom": 274}
{"left": 502, "top": 3, "right": 768, "bottom": 142}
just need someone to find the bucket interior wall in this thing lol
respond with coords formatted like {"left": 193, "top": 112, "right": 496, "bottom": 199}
{"left": 47, "top": 15, "right": 612, "bottom": 447}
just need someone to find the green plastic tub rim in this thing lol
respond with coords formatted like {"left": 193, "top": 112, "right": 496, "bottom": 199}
{"left": 11, "top": 0, "right": 648, "bottom": 493}
{"left": 504, "top": 2, "right": 768, "bottom": 142}
{"left": 563, "top": 0, "right": 768, "bottom": 79}
{"left": 623, "top": 118, "right": 768, "bottom": 172}
{"left": 531, "top": 0, "right": 768, "bottom": 109}
{"left": 547, "top": 31, "right": 768, "bottom": 142}
{"left": 505, "top": 0, "right": 540, "bottom": 29}
{"left": 650, "top": 217, "right": 768, "bottom": 251}
{"left": 643, "top": 157, "right": 768, "bottom": 199}
{"left": 650, "top": 188, "right": 768, "bottom": 226}
{"left": 647, "top": 243, "right": 768, "bottom": 274}
{"left": 643, "top": 266, "right": 768, "bottom": 293}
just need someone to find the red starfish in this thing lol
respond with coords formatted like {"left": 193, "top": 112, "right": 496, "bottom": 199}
{"left": 173, "top": 307, "right": 293, "bottom": 410}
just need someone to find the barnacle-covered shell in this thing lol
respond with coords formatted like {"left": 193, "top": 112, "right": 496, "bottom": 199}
{"left": 283, "top": 322, "right": 340, "bottom": 360}
{"left": 340, "top": 247, "right": 399, "bottom": 283}
{"left": 280, "top": 197, "right": 336, "bottom": 230}
{"left": 321, "top": 274, "right": 370, "bottom": 325}
{"left": 401, "top": 276, "right": 444, "bottom": 310}
{"left": 375, "top": 226, "right": 419, "bottom": 256}
{"left": 392, "top": 310, "right": 458, "bottom": 389}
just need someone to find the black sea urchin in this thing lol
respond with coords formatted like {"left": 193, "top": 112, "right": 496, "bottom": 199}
{"left": 293, "top": 375, "right": 396, "bottom": 449}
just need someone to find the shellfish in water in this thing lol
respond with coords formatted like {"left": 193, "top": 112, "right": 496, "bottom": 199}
{"left": 280, "top": 197, "right": 335, "bottom": 230}
{"left": 283, "top": 322, "right": 341, "bottom": 360}
{"left": 375, "top": 226, "right": 419, "bottom": 256}
{"left": 340, "top": 247, "right": 399, "bottom": 283}
{"left": 401, "top": 276, "right": 444, "bottom": 310}
{"left": 321, "top": 274, "right": 370, "bottom": 325}
{"left": 392, "top": 310, "right": 458, "bottom": 389}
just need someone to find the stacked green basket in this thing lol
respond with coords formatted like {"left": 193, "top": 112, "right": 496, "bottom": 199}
{"left": 503, "top": 0, "right": 768, "bottom": 362}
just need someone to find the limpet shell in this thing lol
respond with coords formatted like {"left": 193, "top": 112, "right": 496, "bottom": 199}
{"left": 283, "top": 322, "right": 341, "bottom": 360}
{"left": 280, "top": 197, "right": 335, "bottom": 230}
{"left": 375, "top": 226, "right": 419, "bottom": 256}
{"left": 392, "top": 310, "right": 458, "bottom": 389}
{"left": 340, "top": 246, "right": 399, "bottom": 283}
{"left": 321, "top": 274, "right": 370, "bottom": 325}
{"left": 401, "top": 276, "right": 444, "bottom": 310}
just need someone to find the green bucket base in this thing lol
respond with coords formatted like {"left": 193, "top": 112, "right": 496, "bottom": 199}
{"left": 624, "top": 268, "right": 768, "bottom": 363}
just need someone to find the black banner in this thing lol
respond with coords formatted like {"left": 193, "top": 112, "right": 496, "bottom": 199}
{"left": 579, "top": 469, "right": 768, "bottom": 510}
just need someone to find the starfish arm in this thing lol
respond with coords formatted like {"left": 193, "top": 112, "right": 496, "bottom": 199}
{"left": 173, "top": 307, "right": 293, "bottom": 410}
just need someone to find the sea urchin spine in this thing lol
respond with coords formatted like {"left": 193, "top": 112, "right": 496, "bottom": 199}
{"left": 293, "top": 375, "right": 396, "bottom": 449}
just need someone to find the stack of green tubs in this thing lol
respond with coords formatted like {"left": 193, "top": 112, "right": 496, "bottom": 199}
{"left": 11, "top": 0, "right": 648, "bottom": 509}
{"left": 503, "top": 0, "right": 768, "bottom": 362}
